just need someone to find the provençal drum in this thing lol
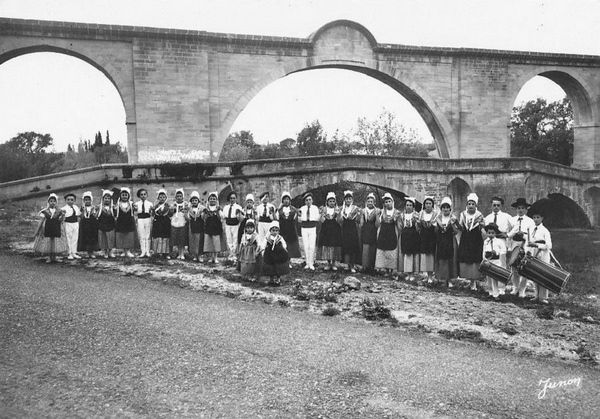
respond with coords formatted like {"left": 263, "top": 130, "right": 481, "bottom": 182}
{"left": 509, "top": 247, "right": 571, "bottom": 295}
{"left": 479, "top": 259, "right": 511, "bottom": 283}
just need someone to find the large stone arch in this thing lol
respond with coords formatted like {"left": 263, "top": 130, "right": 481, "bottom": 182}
{"left": 0, "top": 42, "right": 137, "bottom": 161}
{"left": 508, "top": 66, "right": 599, "bottom": 168}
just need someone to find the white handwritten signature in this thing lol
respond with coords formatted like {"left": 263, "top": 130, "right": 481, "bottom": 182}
{"left": 538, "top": 377, "right": 582, "bottom": 399}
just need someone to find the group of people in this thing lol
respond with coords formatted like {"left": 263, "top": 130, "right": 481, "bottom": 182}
{"left": 33, "top": 187, "right": 554, "bottom": 301}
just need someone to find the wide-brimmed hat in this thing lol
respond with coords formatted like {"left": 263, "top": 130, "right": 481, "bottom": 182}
{"left": 511, "top": 198, "right": 531, "bottom": 208}
{"left": 484, "top": 222, "right": 501, "bottom": 234}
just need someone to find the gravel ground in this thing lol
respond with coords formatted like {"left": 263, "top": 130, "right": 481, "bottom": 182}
{"left": 2, "top": 253, "right": 600, "bottom": 418}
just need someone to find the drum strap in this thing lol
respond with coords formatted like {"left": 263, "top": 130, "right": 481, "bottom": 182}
{"left": 549, "top": 251, "right": 564, "bottom": 269}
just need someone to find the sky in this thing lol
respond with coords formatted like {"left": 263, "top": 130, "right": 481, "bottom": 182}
{"left": 1, "top": 0, "right": 598, "bottom": 151}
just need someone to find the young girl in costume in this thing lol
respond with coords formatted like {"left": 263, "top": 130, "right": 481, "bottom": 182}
{"left": 418, "top": 196, "right": 437, "bottom": 282}
{"left": 62, "top": 193, "right": 81, "bottom": 260}
{"left": 78, "top": 191, "right": 98, "bottom": 258}
{"left": 256, "top": 192, "right": 275, "bottom": 243}
{"left": 435, "top": 197, "right": 459, "bottom": 287}
{"left": 261, "top": 221, "right": 290, "bottom": 285}
{"left": 400, "top": 197, "right": 421, "bottom": 281}
{"left": 170, "top": 188, "right": 189, "bottom": 260}
{"left": 457, "top": 193, "right": 484, "bottom": 290}
{"left": 277, "top": 192, "right": 301, "bottom": 265}
{"left": 134, "top": 188, "right": 153, "bottom": 258}
{"left": 186, "top": 191, "right": 205, "bottom": 262}
{"left": 114, "top": 187, "right": 136, "bottom": 258}
{"left": 238, "top": 219, "right": 259, "bottom": 280}
{"left": 152, "top": 189, "right": 171, "bottom": 259}
{"left": 339, "top": 190, "right": 361, "bottom": 273}
{"left": 359, "top": 193, "right": 380, "bottom": 273}
{"left": 375, "top": 193, "right": 401, "bottom": 277}
{"left": 319, "top": 192, "right": 342, "bottom": 271}
{"left": 237, "top": 194, "right": 257, "bottom": 246}
{"left": 203, "top": 191, "right": 223, "bottom": 264}
{"left": 33, "top": 193, "right": 67, "bottom": 263}
{"left": 97, "top": 190, "right": 116, "bottom": 259}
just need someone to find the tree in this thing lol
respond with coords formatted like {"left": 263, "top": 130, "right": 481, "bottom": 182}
{"left": 219, "top": 130, "right": 258, "bottom": 161}
{"left": 296, "top": 120, "right": 334, "bottom": 156}
{"left": 510, "top": 98, "right": 573, "bottom": 166}
{"left": 105, "top": 130, "right": 110, "bottom": 145}
{"left": 4, "top": 131, "right": 53, "bottom": 154}
{"left": 93, "top": 131, "right": 103, "bottom": 150}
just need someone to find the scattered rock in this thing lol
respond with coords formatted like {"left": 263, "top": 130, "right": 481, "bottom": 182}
{"left": 582, "top": 316, "right": 596, "bottom": 324}
{"left": 322, "top": 306, "right": 341, "bottom": 317}
{"left": 536, "top": 306, "right": 554, "bottom": 320}
{"left": 499, "top": 325, "right": 519, "bottom": 336}
{"left": 510, "top": 317, "right": 523, "bottom": 327}
{"left": 343, "top": 276, "right": 361, "bottom": 290}
{"left": 391, "top": 310, "right": 419, "bottom": 323}
{"left": 438, "top": 328, "right": 483, "bottom": 342}
{"left": 554, "top": 309, "right": 571, "bottom": 319}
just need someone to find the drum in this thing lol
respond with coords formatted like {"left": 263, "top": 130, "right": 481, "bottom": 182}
{"left": 508, "top": 247, "right": 524, "bottom": 268}
{"left": 479, "top": 260, "right": 511, "bottom": 283}
{"left": 517, "top": 254, "right": 571, "bottom": 295}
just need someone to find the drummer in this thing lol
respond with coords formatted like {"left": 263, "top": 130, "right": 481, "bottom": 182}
{"left": 483, "top": 196, "right": 512, "bottom": 294}
{"left": 526, "top": 208, "right": 553, "bottom": 304}
{"left": 507, "top": 198, "right": 536, "bottom": 298}
{"left": 482, "top": 222, "right": 507, "bottom": 299}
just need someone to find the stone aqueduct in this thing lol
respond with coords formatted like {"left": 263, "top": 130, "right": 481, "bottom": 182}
{"left": 2, "top": 18, "right": 600, "bottom": 226}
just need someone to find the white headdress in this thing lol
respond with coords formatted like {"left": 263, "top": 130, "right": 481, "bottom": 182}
{"left": 190, "top": 191, "right": 200, "bottom": 201}
{"left": 440, "top": 196, "right": 452, "bottom": 208}
{"left": 175, "top": 188, "right": 184, "bottom": 197}
{"left": 467, "top": 193, "right": 479, "bottom": 205}
{"left": 82, "top": 191, "right": 93, "bottom": 200}
{"left": 326, "top": 192, "right": 336, "bottom": 201}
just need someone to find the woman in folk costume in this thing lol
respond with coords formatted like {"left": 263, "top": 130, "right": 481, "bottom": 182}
{"left": 237, "top": 194, "right": 257, "bottom": 245}
{"left": 276, "top": 191, "right": 301, "bottom": 262}
{"left": 526, "top": 208, "right": 553, "bottom": 304}
{"left": 152, "top": 189, "right": 171, "bottom": 259}
{"left": 482, "top": 223, "right": 507, "bottom": 299}
{"left": 261, "top": 220, "right": 290, "bottom": 285}
{"left": 319, "top": 192, "right": 343, "bottom": 271}
{"left": 78, "top": 191, "right": 99, "bottom": 258}
{"left": 33, "top": 193, "right": 67, "bottom": 263}
{"left": 62, "top": 193, "right": 81, "bottom": 260}
{"left": 134, "top": 188, "right": 153, "bottom": 258}
{"left": 418, "top": 196, "right": 437, "bottom": 281}
{"left": 457, "top": 193, "right": 485, "bottom": 290}
{"left": 170, "top": 188, "right": 189, "bottom": 260}
{"left": 238, "top": 219, "right": 259, "bottom": 279}
{"left": 359, "top": 193, "right": 381, "bottom": 273}
{"left": 222, "top": 191, "right": 243, "bottom": 261}
{"left": 97, "top": 189, "right": 116, "bottom": 259}
{"left": 435, "top": 197, "right": 460, "bottom": 287}
{"left": 375, "top": 192, "right": 401, "bottom": 277}
{"left": 203, "top": 191, "right": 223, "bottom": 264}
{"left": 256, "top": 192, "right": 276, "bottom": 243}
{"left": 338, "top": 190, "right": 361, "bottom": 273}
{"left": 298, "top": 192, "right": 319, "bottom": 271}
{"left": 186, "top": 191, "right": 205, "bottom": 262}
{"left": 114, "top": 187, "right": 136, "bottom": 258}
{"left": 399, "top": 197, "right": 421, "bottom": 281}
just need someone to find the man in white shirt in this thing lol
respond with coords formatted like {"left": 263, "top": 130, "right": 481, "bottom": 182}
{"left": 62, "top": 193, "right": 81, "bottom": 260}
{"left": 222, "top": 191, "right": 243, "bottom": 260}
{"left": 526, "top": 209, "right": 553, "bottom": 303}
{"left": 482, "top": 222, "right": 507, "bottom": 299}
{"left": 298, "top": 192, "right": 320, "bottom": 270}
{"left": 508, "top": 198, "right": 537, "bottom": 297}
{"left": 483, "top": 196, "right": 512, "bottom": 294}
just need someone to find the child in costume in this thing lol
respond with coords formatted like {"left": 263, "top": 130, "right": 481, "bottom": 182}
{"left": 97, "top": 189, "right": 116, "bottom": 259}
{"left": 435, "top": 197, "right": 459, "bottom": 287}
{"left": 400, "top": 197, "right": 420, "bottom": 281}
{"left": 339, "top": 190, "right": 361, "bottom": 273}
{"left": 152, "top": 189, "right": 171, "bottom": 259}
{"left": 134, "top": 188, "right": 153, "bottom": 258}
{"left": 170, "top": 188, "right": 189, "bottom": 260}
{"left": 359, "top": 193, "right": 381, "bottom": 273}
{"left": 33, "top": 193, "right": 67, "bottom": 263}
{"left": 78, "top": 191, "right": 99, "bottom": 258}
{"left": 114, "top": 187, "right": 136, "bottom": 258}
{"left": 238, "top": 194, "right": 257, "bottom": 246}
{"left": 319, "top": 192, "right": 342, "bottom": 271}
{"left": 62, "top": 193, "right": 81, "bottom": 260}
{"left": 277, "top": 191, "right": 301, "bottom": 266}
{"left": 526, "top": 209, "right": 553, "bottom": 304}
{"left": 482, "top": 223, "right": 507, "bottom": 299}
{"left": 187, "top": 191, "right": 205, "bottom": 262}
{"left": 238, "top": 219, "right": 259, "bottom": 280}
{"left": 203, "top": 191, "right": 223, "bottom": 264}
{"left": 256, "top": 192, "right": 276, "bottom": 243}
{"left": 261, "top": 221, "right": 290, "bottom": 285}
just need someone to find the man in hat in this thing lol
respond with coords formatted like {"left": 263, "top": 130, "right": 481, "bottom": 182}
{"left": 222, "top": 191, "right": 243, "bottom": 260}
{"left": 483, "top": 196, "right": 512, "bottom": 293}
{"left": 507, "top": 197, "right": 536, "bottom": 297}
{"left": 62, "top": 192, "right": 81, "bottom": 260}
{"left": 298, "top": 192, "right": 319, "bottom": 270}
{"left": 134, "top": 188, "right": 154, "bottom": 257}
{"left": 482, "top": 222, "right": 507, "bottom": 299}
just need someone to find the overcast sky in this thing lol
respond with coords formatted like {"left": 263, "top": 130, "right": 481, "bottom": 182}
{"left": 1, "top": 0, "right": 597, "bottom": 151}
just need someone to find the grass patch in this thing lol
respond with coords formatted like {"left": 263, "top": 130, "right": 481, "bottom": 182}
{"left": 361, "top": 297, "right": 391, "bottom": 321}
{"left": 322, "top": 306, "right": 341, "bottom": 316}
{"left": 438, "top": 328, "right": 484, "bottom": 342}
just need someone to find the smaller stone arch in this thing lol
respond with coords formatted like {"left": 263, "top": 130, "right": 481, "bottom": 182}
{"left": 446, "top": 177, "right": 471, "bottom": 213}
{"left": 528, "top": 193, "right": 591, "bottom": 229}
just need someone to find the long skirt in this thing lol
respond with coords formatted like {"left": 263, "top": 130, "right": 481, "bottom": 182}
{"left": 78, "top": 218, "right": 98, "bottom": 252}
{"left": 437, "top": 259, "right": 453, "bottom": 281}
{"left": 204, "top": 234, "right": 222, "bottom": 253}
{"left": 375, "top": 249, "right": 397, "bottom": 270}
{"left": 98, "top": 229, "right": 115, "bottom": 250}
{"left": 171, "top": 225, "right": 188, "bottom": 247}
{"left": 279, "top": 218, "right": 301, "bottom": 258}
{"left": 188, "top": 232, "right": 204, "bottom": 258}
{"left": 459, "top": 262, "right": 482, "bottom": 280}
{"left": 239, "top": 244, "right": 258, "bottom": 276}
{"left": 33, "top": 222, "right": 68, "bottom": 255}
{"left": 362, "top": 244, "right": 377, "bottom": 271}
{"left": 262, "top": 246, "right": 290, "bottom": 277}
{"left": 419, "top": 253, "right": 435, "bottom": 272}
{"left": 341, "top": 219, "right": 361, "bottom": 264}
{"left": 403, "top": 254, "right": 420, "bottom": 273}
{"left": 115, "top": 231, "right": 135, "bottom": 249}
{"left": 153, "top": 237, "right": 170, "bottom": 254}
